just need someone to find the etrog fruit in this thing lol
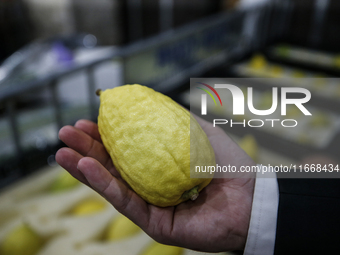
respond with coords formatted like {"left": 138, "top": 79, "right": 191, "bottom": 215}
{"left": 0, "top": 223, "right": 44, "bottom": 255}
{"left": 97, "top": 84, "right": 215, "bottom": 207}
{"left": 104, "top": 214, "right": 141, "bottom": 241}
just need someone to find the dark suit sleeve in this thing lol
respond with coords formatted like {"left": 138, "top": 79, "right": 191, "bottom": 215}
{"left": 274, "top": 178, "right": 340, "bottom": 254}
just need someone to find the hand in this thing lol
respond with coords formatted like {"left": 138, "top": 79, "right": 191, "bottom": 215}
{"left": 56, "top": 117, "right": 256, "bottom": 252}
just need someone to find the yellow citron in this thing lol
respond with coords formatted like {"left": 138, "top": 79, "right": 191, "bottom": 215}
{"left": 97, "top": 84, "right": 215, "bottom": 207}
{"left": 249, "top": 54, "right": 267, "bottom": 70}
{"left": 269, "top": 65, "right": 283, "bottom": 77}
{"left": 141, "top": 242, "right": 183, "bottom": 255}
{"left": 0, "top": 223, "right": 44, "bottom": 255}
{"left": 334, "top": 55, "right": 340, "bottom": 68}
{"left": 70, "top": 199, "right": 107, "bottom": 216}
{"left": 49, "top": 171, "right": 80, "bottom": 193}
{"left": 104, "top": 214, "right": 141, "bottom": 241}
{"left": 286, "top": 105, "right": 301, "bottom": 118}
{"left": 292, "top": 71, "right": 305, "bottom": 78}
{"left": 238, "top": 134, "right": 258, "bottom": 162}
{"left": 310, "top": 112, "right": 330, "bottom": 128}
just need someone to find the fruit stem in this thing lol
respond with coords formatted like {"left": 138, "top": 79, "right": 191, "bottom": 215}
{"left": 96, "top": 89, "right": 102, "bottom": 96}
{"left": 182, "top": 186, "right": 199, "bottom": 201}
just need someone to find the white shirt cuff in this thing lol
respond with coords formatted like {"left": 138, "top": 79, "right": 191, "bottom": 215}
{"left": 243, "top": 167, "right": 279, "bottom": 255}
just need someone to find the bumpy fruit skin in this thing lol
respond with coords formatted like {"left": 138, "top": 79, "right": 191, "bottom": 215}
{"left": 98, "top": 84, "right": 215, "bottom": 207}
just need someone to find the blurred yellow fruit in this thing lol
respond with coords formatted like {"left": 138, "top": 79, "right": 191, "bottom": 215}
{"left": 105, "top": 214, "right": 141, "bottom": 241}
{"left": 238, "top": 134, "right": 258, "bottom": 162}
{"left": 292, "top": 71, "right": 305, "bottom": 78}
{"left": 49, "top": 171, "right": 80, "bottom": 193}
{"left": 333, "top": 55, "right": 340, "bottom": 68}
{"left": 70, "top": 199, "right": 107, "bottom": 216}
{"left": 0, "top": 223, "right": 44, "bottom": 255}
{"left": 286, "top": 106, "right": 301, "bottom": 118}
{"left": 249, "top": 54, "right": 267, "bottom": 70}
{"left": 97, "top": 85, "right": 215, "bottom": 207}
{"left": 141, "top": 242, "right": 183, "bottom": 255}
{"left": 310, "top": 112, "right": 331, "bottom": 128}
{"left": 269, "top": 65, "right": 283, "bottom": 77}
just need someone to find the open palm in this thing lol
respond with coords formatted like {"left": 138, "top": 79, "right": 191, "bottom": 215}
{"left": 56, "top": 117, "right": 255, "bottom": 252}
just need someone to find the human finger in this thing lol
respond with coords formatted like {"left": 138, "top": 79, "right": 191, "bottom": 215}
{"left": 77, "top": 157, "right": 152, "bottom": 229}
{"left": 55, "top": 147, "right": 90, "bottom": 186}
{"left": 191, "top": 112, "right": 226, "bottom": 138}
{"left": 74, "top": 119, "right": 102, "bottom": 142}
{"left": 58, "top": 125, "right": 114, "bottom": 171}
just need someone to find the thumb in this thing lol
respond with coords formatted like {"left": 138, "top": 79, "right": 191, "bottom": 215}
{"left": 77, "top": 157, "right": 150, "bottom": 228}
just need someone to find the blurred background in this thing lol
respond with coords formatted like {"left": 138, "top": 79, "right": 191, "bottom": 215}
{"left": 0, "top": 0, "right": 340, "bottom": 254}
